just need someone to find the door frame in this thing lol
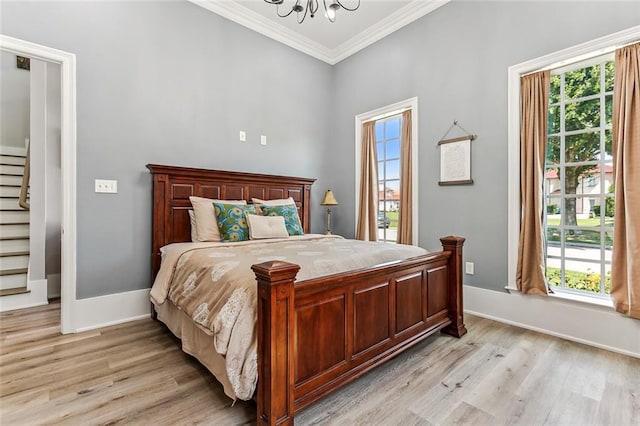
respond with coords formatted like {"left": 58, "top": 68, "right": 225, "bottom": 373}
{"left": 0, "top": 34, "right": 77, "bottom": 334}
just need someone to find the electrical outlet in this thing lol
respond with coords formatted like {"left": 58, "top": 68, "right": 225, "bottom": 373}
{"left": 239, "top": 131, "right": 246, "bottom": 142}
{"left": 95, "top": 179, "right": 118, "bottom": 193}
{"left": 465, "top": 262, "right": 474, "bottom": 275}
{"left": 260, "top": 135, "right": 267, "bottom": 146}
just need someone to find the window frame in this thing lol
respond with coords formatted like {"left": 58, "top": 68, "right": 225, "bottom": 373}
{"left": 355, "top": 97, "right": 419, "bottom": 244}
{"left": 506, "top": 26, "right": 639, "bottom": 297}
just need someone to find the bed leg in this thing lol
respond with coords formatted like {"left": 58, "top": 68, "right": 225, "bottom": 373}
{"left": 440, "top": 236, "right": 467, "bottom": 338}
{"left": 252, "top": 261, "right": 301, "bottom": 426}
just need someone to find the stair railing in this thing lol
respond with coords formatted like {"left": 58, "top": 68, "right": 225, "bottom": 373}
{"left": 18, "top": 144, "right": 30, "bottom": 210}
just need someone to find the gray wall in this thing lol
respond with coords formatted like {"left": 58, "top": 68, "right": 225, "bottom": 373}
{"left": 0, "top": 51, "right": 29, "bottom": 148}
{"left": 329, "top": 1, "right": 639, "bottom": 292}
{"left": 1, "top": 1, "right": 333, "bottom": 298}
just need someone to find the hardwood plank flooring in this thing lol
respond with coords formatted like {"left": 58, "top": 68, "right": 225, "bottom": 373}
{"left": 1, "top": 300, "right": 638, "bottom": 425}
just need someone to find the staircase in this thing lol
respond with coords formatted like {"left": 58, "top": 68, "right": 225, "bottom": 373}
{"left": 0, "top": 149, "right": 30, "bottom": 297}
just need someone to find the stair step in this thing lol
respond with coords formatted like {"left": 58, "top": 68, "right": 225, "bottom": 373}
{"left": 0, "top": 198, "right": 23, "bottom": 210}
{"left": 0, "top": 155, "right": 26, "bottom": 166}
{"left": 0, "top": 224, "right": 30, "bottom": 239}
{"left": 0, "top": 267, "right": 28, "bottom": 276}
{"left": 0, "top": 175, "right": 24, "bottom": 186}
{"left": 0, "top": 250, "right": 29, "bottom": 257}
{"left": 0, "top": 255, "right": 29, "bottom": 270}
{"left": 0, "top": 273, "right": 28, "bottom": 290}
{"left": 0, "top": 211, "right": 29, "bottom": 225}
{"left": 0, "top": 164, "right": 25, "bottom": 175}
{"left": 0, "top": 287, "right": 30, "bottom": 297}
{"left": 0, "top": 239, "right": 29, "bottom": 253}
{"left": 0, "top": 186, "right": 20, "bottom": 197}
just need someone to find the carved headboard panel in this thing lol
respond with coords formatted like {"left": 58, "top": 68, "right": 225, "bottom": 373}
{"left": 146, "top": 164, "right": 316, "bottom": 280}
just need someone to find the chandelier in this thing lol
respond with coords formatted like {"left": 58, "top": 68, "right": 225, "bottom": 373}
{"left": 263, "top": 0, "right": 361, "bottom": 24}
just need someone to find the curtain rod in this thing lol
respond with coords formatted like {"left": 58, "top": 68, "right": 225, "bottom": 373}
{"left": 363, "top": 107, "right": 411, "bottom": 124}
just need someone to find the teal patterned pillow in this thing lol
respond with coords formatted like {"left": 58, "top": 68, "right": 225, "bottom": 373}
{"left": 213, "top": 202, "right": 257, "bottom": 242}
{"left": 259, "top": 204, "right": 304, "bottom": 236}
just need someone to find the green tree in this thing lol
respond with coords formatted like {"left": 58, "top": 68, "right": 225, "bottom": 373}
{"left": 547, "top": 61, "right": 614, "bottom": 228}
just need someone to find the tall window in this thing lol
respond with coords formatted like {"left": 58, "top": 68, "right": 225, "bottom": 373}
{"left": 376, "top": 115, "right": 402, "bottom": 242}
{"left": 544, "top": 55, "right": 614, "bottom": 297}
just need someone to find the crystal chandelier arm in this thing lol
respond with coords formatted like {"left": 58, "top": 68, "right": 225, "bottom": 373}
{"left": 335, "top": 0, "right": 360, "bottom": 12}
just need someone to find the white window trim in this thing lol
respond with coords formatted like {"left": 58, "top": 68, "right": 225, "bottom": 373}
{"left": 355, "top": 97, "right": 419, "bottom": 244}
{"left": 506, "top": 25, "right": 640, "bottom": 295}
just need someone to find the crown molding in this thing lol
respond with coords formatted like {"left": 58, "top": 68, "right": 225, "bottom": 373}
{"left": 189, "top": 0, "right": 450, "bottom": 65}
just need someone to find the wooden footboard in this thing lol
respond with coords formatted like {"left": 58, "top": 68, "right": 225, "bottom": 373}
{"left": 252, "top": 236, "right": 466, "bottom": 425}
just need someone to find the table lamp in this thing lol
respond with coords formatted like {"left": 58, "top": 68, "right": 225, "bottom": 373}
{"left": 321, "top": 190, "right": 339, "bottom": 235}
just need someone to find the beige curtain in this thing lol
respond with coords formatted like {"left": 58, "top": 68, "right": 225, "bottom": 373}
{"left": 356, "top": 121, "right": 379, "bottom": 241}
{"left": 611, "top": 42, "right": 640, "bottom": 319}
{"left": 397, "top": 110, "right": 413, "bottom": 245}
{"left": 516, "top": 70, "right": 550, "bottom": 296}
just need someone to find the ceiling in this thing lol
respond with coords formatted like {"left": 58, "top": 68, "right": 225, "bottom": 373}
{"left": 189, "top": 0, "right": 450, "bottom": 64}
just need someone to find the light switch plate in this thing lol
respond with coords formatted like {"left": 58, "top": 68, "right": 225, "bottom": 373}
{"left": 465, "top": 262, "right": 474, "bottom": 275}
{"left": 260, "top": 135, "right": 267, "bottom": 145}
{"left": 95, "top": 179, "right": 118, "bottom": 193}
{"left": 239, "top": 131, "right": 246, "bottom": 142}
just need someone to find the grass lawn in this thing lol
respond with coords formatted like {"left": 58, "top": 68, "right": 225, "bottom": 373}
{"left": 547, "top": 266, "right": 611, "bottom": 294}
{"left": 385, "top": 211, "right": 399, "bottom": 227}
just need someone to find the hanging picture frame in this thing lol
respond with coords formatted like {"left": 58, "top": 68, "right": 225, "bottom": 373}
{"left": 438, "top": 134, "right": 475, "bottom": 186}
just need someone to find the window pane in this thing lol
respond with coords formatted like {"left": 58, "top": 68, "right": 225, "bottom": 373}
{"left": 565, "top": 98, "right": 600, "bottom": 131}
{"left": 385, "top": 118, "right": 400, "bottom": 139}
{"left": 375, "top": 123, "right": 384, "bottom": 141}
{"left": 546, "top": 136, "right": 560, "bottom": 166}
{"left": 546, "top": 265, "right": 562, "bottom": 287}
{"left": 605, "top": 95, "right": 612, "bottom": 126}
{"left": 377, "top": 161, "right": 384, "bottom": 177}
{"left": 563, "top": 260, "right": 604, "bottom": 293}
{"left": 386, "top": 159, "right": 400, "bottom": 180}
{"left": 564, "top": 240, "right": 601, "bottom": 261}
{"left": 385, "top": 139, "right": 400, "bottom": 160}
{"left": 565, "top": 64, "right": 600, "bottom": 99}
{"left": 548, "top": 105, "right": 560, "bottom": 134}
{"left": 605, "top": 129, "right": 613, "bottom": 159}
{"left": 550, "top": 74, "right": 561, "bottom": 104}
{"left": 563, "top": 226, "right": 603, "bottom": 245}
{"left": 545, "top": 170, "right": 560, "bottom": 195}
{"left": 377, "top": 142, "right": 384, "bottom": 161}
{"left": 545, "top": 197, "right": 561, "bottom": 222}
{"left": 547, "top": 226, "right": 561, "bottom": 245}
{"left": 565, "top": 132, "right": 600, "bottom": 164}
{"left": 564, "top": 165, "right": 597, "bottom": 194}
{"left": 604, "top": 61, "right": 614, "bottom": 92}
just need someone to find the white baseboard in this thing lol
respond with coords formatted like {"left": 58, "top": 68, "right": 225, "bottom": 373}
{"left": 463, "top": 285, "right": 640, "bottom": 359}
{"left": 73, "top": 288, "right": 151, "bottom": 332}
{"left": 0, "top": 279, "right": 48, "bottom": 312}
{"left": 47, "top": 273, "right": 61, "bottom": 299}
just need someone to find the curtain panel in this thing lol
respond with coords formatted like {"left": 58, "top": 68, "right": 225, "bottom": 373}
{"left": 397, "top": 110, "right": 413, "bottom": 245}
{"left": 611, "top": 42, "right": 640, "bottom": 319}
{"left": 516, "top": 70, "right": 550, "bottom": 296}
{"left": 356, "top": 121, "right": 379, "bottom": 241}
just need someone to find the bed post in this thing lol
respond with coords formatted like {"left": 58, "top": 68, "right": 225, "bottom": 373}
{"left": 252, "top": 261, "right": 301, "bottom": 426}
{"left": 440, "top": 236, "right": 467, "bottom": 338}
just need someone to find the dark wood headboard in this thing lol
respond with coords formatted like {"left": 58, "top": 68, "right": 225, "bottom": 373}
{"left": 146, "top": 164, "right": 316, "bottom": 279}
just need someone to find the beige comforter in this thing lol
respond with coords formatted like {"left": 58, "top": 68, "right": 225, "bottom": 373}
{"left": 150, "top": 234, "right": 428, "bottom": 400}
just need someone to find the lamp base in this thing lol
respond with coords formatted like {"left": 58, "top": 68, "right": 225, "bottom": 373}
{"left": 325, "top": 230, "right": 332, "bottom": 235}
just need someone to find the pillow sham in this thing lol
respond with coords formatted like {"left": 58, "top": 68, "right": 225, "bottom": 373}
{"left": 189, "top": 196, "right": 246, "bottom": 242}
{"left": 258, "top": 204, "right": 304, "bottom": 236}
{"left": 246, "top": 213, "right": 289, "bottom": 240}
{"left": 188, "top": 210, "right": 198, "bottom": 242}
{"left": 251, "top": 197, "right": 295, "bottom": 206}
{"left": 213, "top": 202, "right": 257, "bottom": 242}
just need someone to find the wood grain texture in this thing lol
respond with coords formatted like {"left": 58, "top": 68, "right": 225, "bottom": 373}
{"left": 2, "top": 300, "right": 638, "bottom": 425}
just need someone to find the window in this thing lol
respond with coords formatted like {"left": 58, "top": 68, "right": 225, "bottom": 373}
{"left": 545, "top": 55, "right": 614, "bottom": 297}
{"left": 355, "top": 97, "right": 418, "bottom": 244}
{"left": 507, "top": 27, "right": 639, "bottom": 302}
{"left": 376, "top": 115, "right": 401, "bottom": 242}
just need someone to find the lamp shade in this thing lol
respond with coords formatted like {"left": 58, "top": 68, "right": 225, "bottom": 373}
{"left": 321, "top": 190, "right": 339, "bottom": 206}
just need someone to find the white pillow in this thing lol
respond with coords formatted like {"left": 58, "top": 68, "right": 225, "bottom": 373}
{"left": 246, "top": 213, "right": 289, "bottom": 240}
{"left": 188, "top": 210, "right": 198, "bottom": 242}
{"left": 189, "top": 196, "right": 247, "bottom": 242}
{"left": 252, "top": 197, "right": 295, "bottom": 206}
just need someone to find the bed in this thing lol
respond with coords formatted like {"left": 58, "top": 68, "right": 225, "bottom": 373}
{"left": 147, "top": 164, "right": 467, "bottom": 425}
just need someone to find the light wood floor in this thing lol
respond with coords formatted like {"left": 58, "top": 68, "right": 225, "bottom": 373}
{"left": 1, "top": 300, "right": 638, "bottom": 425}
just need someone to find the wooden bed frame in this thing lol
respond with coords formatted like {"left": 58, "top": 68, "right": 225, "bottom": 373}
{"left": 147, "top": 164, "right": 467, "bottom": 425}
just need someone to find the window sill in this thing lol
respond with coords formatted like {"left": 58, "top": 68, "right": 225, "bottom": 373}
{"left": 505, "top": 285, "right": 614, "bottom": 309}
